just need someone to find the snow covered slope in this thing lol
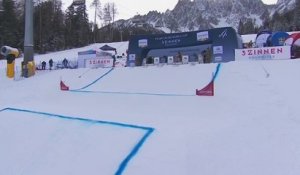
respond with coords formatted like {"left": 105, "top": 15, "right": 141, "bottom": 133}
{"left": 1, "top": 46, "right": 300, "bottom": 175}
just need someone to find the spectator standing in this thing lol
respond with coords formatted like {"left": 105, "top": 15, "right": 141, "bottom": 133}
{"left": 202, "top": 50, "right": 207, "bottom": 63}
{"left": 248, "top": 40, "right": 253, "bottom": 48}
{"left": 63, "top": 58, "right": 68, "bottom": 68}
{"left": 177, "top": 51, "right": 182, "bottom": 63}
{"left": 41, "top": 61, "right": 46, "bottom": 70}
{"left": 112, "top": 55, "right": 116, "bottom": 67}
{"left": 49, "top": 59, "right": 53, "bottom": 70}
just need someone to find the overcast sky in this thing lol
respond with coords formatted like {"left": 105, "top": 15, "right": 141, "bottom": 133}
{"left": 63, "top": 0, "right": 278, "bottom": 22}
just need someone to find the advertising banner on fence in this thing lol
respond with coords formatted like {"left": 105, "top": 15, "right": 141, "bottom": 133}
{"left": 168, "top": 56, "right": 174, "bottom": 64}
{"left": 154, "top": 57, "right": 160, "bottom": 65}
{"left": 85, "top": 57, "right": 113, "bottom": 68}
{"left": 235, "top": 46, "right": 291, "bottom": 61}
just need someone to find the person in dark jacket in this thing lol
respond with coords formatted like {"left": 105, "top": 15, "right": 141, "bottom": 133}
{"left": 177, "top": 51, "right": 182, "bottom": 63}
{"left": 41, "top": 61, "right": 46, "bottom": 70}
{"left": 49, "top": 59, "right": 53, "bottom": 70}
{"left": 62, "top": 58, "right": 68, "bottom": 68}
{"left": 112, "top": 55, "right": 116, "bottom": 67}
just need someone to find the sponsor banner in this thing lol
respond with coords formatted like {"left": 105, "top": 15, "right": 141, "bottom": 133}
{"left": 215, "top": 56, "right": 223, "bottom": 62}
{"left": 197, "top": 31, "right": 209, "bottom": 41}
{"left": 235, "top": 46, "right": 291, "bottom": 61}
{"left": 213, "top": 46, "right": 223, "bottom": 54}
{"left": 167, "top": 56, "right": 174, "bottom": 64}
{"left": 127, "top": 54, "right": 136, "bottom": 67}
{"left": 154, "top": 57, "right": 160, "bottom": 65}
{"left": 182, "top": 55, "right": 189, "bottom": 64}
{"left": 128, "top": 54, "right": 136, "bottom": 61}
{"left": 138, "top": 39, "right": 148, "bottom": 48}
{"left": 154, "top": 33, "right": 188, "bottom": 47}
{"left": 85, "top": 57, "right": 113, "bottom": 68}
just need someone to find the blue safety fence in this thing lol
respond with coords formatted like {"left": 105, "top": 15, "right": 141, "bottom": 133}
{"left": 72, "top": 67, "right": 114, "bottom": 91}
{"left": 212, "top": 63, "right": 221, "bottom": 81}
{"left": 0, "top": 107, "right": 155, "bottom": 175}
{"left": 68, "top": 64, "right": 222, "bottom": 97}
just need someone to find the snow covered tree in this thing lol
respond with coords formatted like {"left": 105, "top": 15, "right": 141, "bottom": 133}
{"left": 165, "top": 13, "right": 179, "bottom": 33}
{"left": 101, "top": 2, "right": 118, "bottom": 41}
{"left": 90, "top": 0, "right": 101, "bottom": 42}
{"left": 102, "top": 3, "right": 112, "bottom": 25}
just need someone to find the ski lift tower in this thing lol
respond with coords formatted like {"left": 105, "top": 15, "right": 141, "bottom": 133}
{"left": 23, "top": 0, "right": 35, "bottom": 77}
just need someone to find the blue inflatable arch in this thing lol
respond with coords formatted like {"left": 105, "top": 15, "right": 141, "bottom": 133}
{"left": 255, "top": 30, "right": 272, "bottom": 48}
{"left": 266, "top": 31, "right": 290, "bottom": 47}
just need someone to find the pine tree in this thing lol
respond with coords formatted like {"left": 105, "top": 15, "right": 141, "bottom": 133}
{"left": 51, "top": 0, "right": 65, "bottom": 51}
{"left": 243, "top": 19, "right": 255, "bottom": 34}
{"left": 75, "top": 4, "right": 91, "bottom": 46}
{"left": 294, "top": 0, "right": 300, "bottom": 29}
{"left": 65, "top": 2, "right": 92, "bottom": 48}
{"left": 0, "top": 0, "right": 20, "bottom": 48}
{"left": 165, "top": 13, "right": 179, "bottom": 33}
{"left": 90, "top": 0, "right": 101, "bottom": 43}
{"left": 103, "top": 3, "right": 112, "bottom": 26}
{"left": 33, "top": 0, "right": 65, "bottom": 53}
{"left": 271, "top": 12, "right": 280, "bottom": 30}
{"left": 0, "top": 0, "right": 4, "bottom": 47}
{"left": 101, "top": 2, "right": 118, "bottom": 42}
{"left": 0, "top": 0, "right": 3, "bottom": 11}
{"left": 15, "top": 1, "right": 25, "bottom": 49}
{"left": 237, "top": 19, "right": 244, "bottom": 35}
{"left": 65, "top": 5, "right": 76, "bottom": 48}
{"left": 110, "top": 3, "right": 117, "bottom": 41}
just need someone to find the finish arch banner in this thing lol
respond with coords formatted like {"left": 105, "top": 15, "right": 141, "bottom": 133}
{"left": 235, "top": 46, "right": 291, "bottom": 61}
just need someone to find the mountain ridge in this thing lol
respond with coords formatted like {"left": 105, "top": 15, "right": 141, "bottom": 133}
{"left": 114, "top": 0, "right": 295, "bottom": 33}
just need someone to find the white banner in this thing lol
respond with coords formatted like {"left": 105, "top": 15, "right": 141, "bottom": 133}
{"left": 85, "top": 57, "right": 113, "bottom": 68}
{"left": 235, "top": 46, "right": 291, "bottom": 61}
{"left": 128, "top": 54, "right": 136, "bottom": 61}
{"left": 154, "top": 57, "right": 160, "bottom": 65}
{"left": 168, "top": 56, "right": 174, "bottom": 64}
{"left": 182, "top": 55, "right": 189, "bottom": 64}
{"left": 197, "top": 31, "right": 209, "bottom": 41}
{"left": 138, "top": 39, "right": 148, "bottom": 48}
{"left": 213, "top": 46, "right": 223, "bottom": 54}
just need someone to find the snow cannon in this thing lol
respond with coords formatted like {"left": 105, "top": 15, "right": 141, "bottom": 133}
{"left": 1, "top": 46, "right": 19, "bottom": 58}
{"left": 0, "top": 46, "right": 19, "bottom": 78}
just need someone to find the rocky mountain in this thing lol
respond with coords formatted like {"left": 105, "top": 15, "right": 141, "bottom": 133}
{"left": 114, "top": 0, "right": 296, "bottom": 33}
{"left": 275, "top": 0, "right": 295, "bottom": 13}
